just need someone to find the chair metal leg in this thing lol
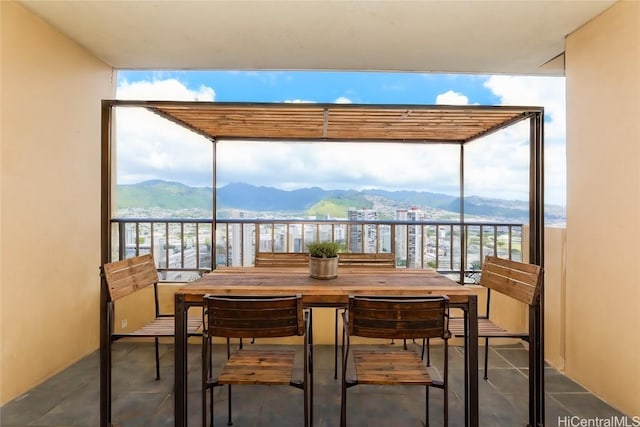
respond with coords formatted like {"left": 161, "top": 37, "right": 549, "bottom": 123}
{"left": 227, "top": 384, "right": 233, "bottom": 426}
{"left": 422, "top": 338, "right": 432, "bottom": 366}
{"left": 444, "top": 339, "right": 449, "bottom": 427}
{"left": 210, "top": 388, "right": 214, "bottom": 427}
{"left": 154, "top": 337, "right": 160, "bottom": 380}
{"left": 425, "top": 385, "right": 430, "bottom": 427}
{"left": 202, "top": 336, "right": 208, "bottom": 427}
{"left": 483, "top": 337, "right": 489, "bottom": 380}
{"left": 334, "top": 308, "right": 339, "bottom": 380}
{"left": 340, "top": 340, "right": 349, "bottom": 427}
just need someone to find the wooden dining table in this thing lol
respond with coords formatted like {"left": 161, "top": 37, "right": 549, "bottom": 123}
{"left": 174, "top": 267, "right": 479, "bottom": 427}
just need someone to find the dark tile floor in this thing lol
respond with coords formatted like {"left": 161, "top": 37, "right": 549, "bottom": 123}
{"left": 1, "top": 341, "right": 627, "bottom": 427}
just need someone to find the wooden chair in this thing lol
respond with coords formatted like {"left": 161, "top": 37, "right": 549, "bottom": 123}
{"left": 448, "top": 255, "right": 543, "bottom": 379}
{"left": 101, "top": 254, "right": 202, "bottom": 380}
{"left": 254, "top": 250, "right": 396, "bottom": 379}
{"left": 341, "top": 295, "right": 450, "bottom": 427}
{"left": 202, "top": 295, "right": 310, "bottom": 427}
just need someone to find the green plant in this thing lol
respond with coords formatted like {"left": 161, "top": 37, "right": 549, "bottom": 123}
{"left": 306, "top": 241, "right": 341, "bottom": 258}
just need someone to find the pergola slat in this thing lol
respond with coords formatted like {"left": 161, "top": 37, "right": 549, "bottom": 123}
{"left": 141, "top": 102, "right": 536, "bottom": 143}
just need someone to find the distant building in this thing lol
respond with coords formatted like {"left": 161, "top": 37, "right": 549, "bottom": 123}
{"left": 231, "top": 210, "right": 253, "bottom": 266}
{"left": 348, "top": 208, "right": 378, "bottom": 253}
{"left": 396, "top": 207, "right": 425, "bottom": 268}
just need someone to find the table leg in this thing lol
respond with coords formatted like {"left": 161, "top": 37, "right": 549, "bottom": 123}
{"left": 463, "top": 309, "right": 469, "bottom": 427}
{"left": 528, "top": 301, "right": 544, "bottom": 427}
{"left": 334, "top": 308, "right": 338, "bottom": 380}
{"left": 308, "top": 308, "right": 314, "bottom": 425}
{"left": 468, "top": 295, "right": 479, "bottom": 427}
{"left": 175, "top": 293, "right": 188, "bottom": 427}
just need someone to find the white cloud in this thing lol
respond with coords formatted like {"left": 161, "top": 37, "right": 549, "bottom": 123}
{"left": 482, "top": 75, "right": 566, "bottom": 205}
{"left": 118, "top": 78, "right": 215, "bottom": 101}
{"left": 334, "top": 96, "right": 352, "bottom": 104}
{"left": 484, "top": 75, "right": 565, "bottom": 141}
{"left": 115, "top": 79, "right": 213, "bottom": 186}
{"left": 216, "top": 141, "right": 461, "bottom": 195}
{"left": 115, "top": 74, "right": 566, "bottom": 206}
{"left": 435, "top": 90, "right": 470, "bottom": 105}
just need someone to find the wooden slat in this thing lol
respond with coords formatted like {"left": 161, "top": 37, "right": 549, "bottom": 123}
{"left": 103, "top": 255, "right": 203, "bottom": 340}
{"left": 115, "top": 316, "right": 201, "bottom": 338}
{"left": 352, "top": 350, "right": 432, "bottom": 385}
{"left": 152, "top": 103, "right": 531, "bottom": 143}
{"left": 181, "top": 268, "right": 473, "bottom": 307}
{"left": 102, "top": 254, "right": 158, "bottom": 301}
{"left": 339, "top": 253, "right": 395, "bottom": 268}
{"left": 255, "top": 251, "right": 395, "bottom": 268}
{"left": 448, "top": 318, "right": 528, "bottom": 339}
{"left": 349, "top": 296, "right": 448, "bottom": 340}
{"left": 480, "top": 256, "right": 542, "bottom": 305}
{"left": 445, "top": 256, "right": 542, "bottom": 344}
{"left": 218, "top": 349, "right": 296, "bottom": 385}
{"left": 205, "top": 294, "right": 303, "bottom": 337}
{"left": 255, "top": 252, "right": 309, "bottom": 267}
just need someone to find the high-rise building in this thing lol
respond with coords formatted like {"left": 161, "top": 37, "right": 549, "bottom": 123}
{"left": 397, "top": 207, "right": 425, "bottom": 268}
{"left": 347, "top": 208, "right": 378, "bottom": 253}
{"left": 230, "top": 210, "right": 253, "bottom": 267}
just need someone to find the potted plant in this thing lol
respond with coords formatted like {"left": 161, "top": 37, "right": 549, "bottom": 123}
{"left": 307, "top": 241, "right": 341, "bottom": 279}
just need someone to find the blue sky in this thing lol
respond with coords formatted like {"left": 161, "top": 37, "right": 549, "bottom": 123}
{"left": 115, "top": 70, "right": 566, "bottom": 206}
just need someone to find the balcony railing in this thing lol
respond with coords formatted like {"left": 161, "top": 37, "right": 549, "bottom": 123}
{"left": 111, "top": 218, "right": 523, "bottom": 283}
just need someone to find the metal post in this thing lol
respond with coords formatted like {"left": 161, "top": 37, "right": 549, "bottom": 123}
{"left": 212, "top": 138, "right": 217, "bottom": 270}
{"left": 529, "top": 111, "right": 545, "bottom": 426}
{"left": 100, "top": 100, "right": 113, "bottom": 427}
{"left": 460, "top": 144, "right": 466, "bottom": 284}
{"left": 174, "top": 294, "right": 188, "bottom": 427}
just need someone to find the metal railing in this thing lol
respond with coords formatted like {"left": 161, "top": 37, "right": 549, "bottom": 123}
{"left": 111, "top": 218, "right": 523, "bottom": 283}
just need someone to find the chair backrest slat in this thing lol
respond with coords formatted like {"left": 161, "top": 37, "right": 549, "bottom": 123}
{"left": 205, "top": 295, "right": 303, "bottom": 338}
{"left": 254, "top": 252, "right": 396, "bottom": 268}
{"left": 348, "top": 296, "right": 449, "bottom": 340}
{"left": 102, "top": 254, "right": 158, "bottom": 301}
{"left": 480, "top": 256, "right": 542, "bottom": 306}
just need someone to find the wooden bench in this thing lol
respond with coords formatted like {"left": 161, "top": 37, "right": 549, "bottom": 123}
{"left": 101, "top": 254, "right": 202, "bottom": 380}
{"left": 448, "top": 255, "right": 543, "bottom": 379}
{"left": 255, "top": 251, "right": 396, "bottom": 268}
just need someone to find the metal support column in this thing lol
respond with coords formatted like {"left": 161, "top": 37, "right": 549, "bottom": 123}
{"left": 529, "top": 111, "right": 545, "bottom": 426}
{"left": 100, "top": 100, "right": 113, "bottom": 427}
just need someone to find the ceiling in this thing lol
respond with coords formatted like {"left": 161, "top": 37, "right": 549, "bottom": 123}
{"left": 20, "top": 0, "right": 615, "bottom": 76}
{"left": 110, "top": 100, "right": 541, "bottom": 144}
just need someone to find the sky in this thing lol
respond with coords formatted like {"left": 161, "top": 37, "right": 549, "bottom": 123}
{"left": 116, "top": 70, "right": 566, "bottom": 206}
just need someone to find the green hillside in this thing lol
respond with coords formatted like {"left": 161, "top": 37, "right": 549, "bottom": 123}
{"left": 306, "top": 195, "right": 372, "bottom": 218}
{"left": 118, "top": 180, "right": 212, "bottom": 210}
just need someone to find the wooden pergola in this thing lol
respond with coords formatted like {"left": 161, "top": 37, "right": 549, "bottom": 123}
{"left": 100, "top": 100, "right": 545, "bottom": 427}
{"left": 101, "top": 101, "right": 544, "bottom": 264}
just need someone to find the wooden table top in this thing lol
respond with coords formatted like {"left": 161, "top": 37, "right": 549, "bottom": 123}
{"left": 178, "top": 267, "right": 474, "bottom": 305}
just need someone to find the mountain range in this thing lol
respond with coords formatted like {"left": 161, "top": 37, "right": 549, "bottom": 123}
{"left": 117, "top": 180, "right": 566, "bottom": 224}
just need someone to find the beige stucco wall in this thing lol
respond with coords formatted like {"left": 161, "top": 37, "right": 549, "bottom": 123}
{"left": 565, "top": 0, "right": 640, "bottom": 417}
{"left": 0, "top": 2, "right": 115, "bottom": 404}
{"left": 544, "top": 227, "right": 567, "bottom": 370}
